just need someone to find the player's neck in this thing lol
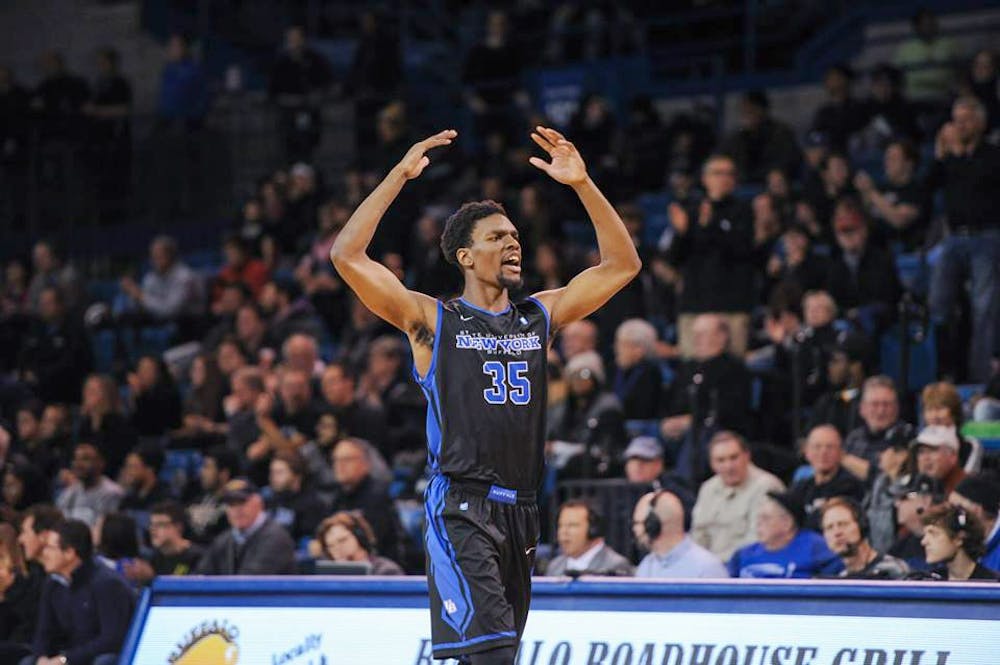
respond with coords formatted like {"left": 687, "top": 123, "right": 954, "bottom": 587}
{"left": 460, "top": 282, "right": 510, "bottom": 313}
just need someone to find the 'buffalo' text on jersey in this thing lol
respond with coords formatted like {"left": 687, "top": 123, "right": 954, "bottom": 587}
{"left": 414, "top": 297, "right": 549, "bottom": 490}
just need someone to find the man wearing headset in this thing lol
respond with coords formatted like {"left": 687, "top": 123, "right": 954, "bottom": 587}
{"left": 632, "top": 490, "right": 728, "bottom": 578}
{"left": 919, "top": 503, "right": 999, "bottom": 581}
{"left": 545, "top": 500, "right": 634, "bottom": 577}
{"left": 819, "top": 496, "right": 909, "bottom": 579}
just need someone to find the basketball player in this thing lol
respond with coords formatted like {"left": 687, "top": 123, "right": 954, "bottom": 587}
{"left": 331, "top": 126, "right": 640, "bottom": 663}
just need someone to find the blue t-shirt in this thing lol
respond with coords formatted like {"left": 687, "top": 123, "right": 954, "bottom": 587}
{"left": 728, "top": 530, "right": 843, "bottom": 578}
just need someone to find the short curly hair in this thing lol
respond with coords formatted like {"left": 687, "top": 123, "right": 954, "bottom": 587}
{"left": 440, "top": 200, "right": 507, "bottom": 269}
{"left": 921, "top": 503, "right": 987, "bottom": 560}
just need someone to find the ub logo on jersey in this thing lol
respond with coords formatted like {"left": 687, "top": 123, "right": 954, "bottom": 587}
{"left": 443, "top": 599, "right": 458, "bottom": 614}
{"left": 455, "top": 332, "right": 542, "bottom": 355}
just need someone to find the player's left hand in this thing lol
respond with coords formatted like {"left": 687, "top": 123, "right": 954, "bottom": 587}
{"left": 529, "top": 126, "right": 588, "bottom": 186}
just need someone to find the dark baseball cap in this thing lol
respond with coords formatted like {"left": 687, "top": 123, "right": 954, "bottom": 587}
{"left": 832, "top": 330, "right": 872, "bottom": 368}
{"left": 889, "top": 473, "right": 942, "bottom": 500}
{"left": 220, "top": 478, "right": 259, "bottom": 504}
{"left": 954, "top": 473, "right": 1000, "bottom": 513}
{"left": 766, "top": 490, "right": 806, "bottom": 529}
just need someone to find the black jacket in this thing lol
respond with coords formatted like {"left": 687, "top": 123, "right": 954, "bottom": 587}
{"left": 825, "top": 244, "right": 901, "bottom": 314}
{"left": 329, "top": 475, "right": 402, "bottom": 561}
{"left": 18, "top": 316, "right": 92, "bottom": 404}
{"left": 668, "top": 196, "right": 756, "bottom": 314}
{"left": 666, "top": 353, "right": 753, "bottom": 436}
{"left": 790, "top": 466, "right": 867, "bottom": 531}
{"left": 612, "top": 360, "right": 663, "bottom": 420}
{"left": 0, "top": 562, "right": 44, "bottom": 643}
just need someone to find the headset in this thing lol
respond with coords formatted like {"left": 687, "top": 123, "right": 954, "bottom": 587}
{"left": 644, "top": 490, "right": 665, "bottom": 540}
{"left": 950, "top": 505, "right": 969, "bottom": 534}
{"left": 586, "top": 503, "right": 605, "bottom": 541}
{"left": 836, "top": 496, "right": 870, "bottom": 539}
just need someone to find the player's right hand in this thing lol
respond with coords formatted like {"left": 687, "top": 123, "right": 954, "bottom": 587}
{"left": 396, "top": 130, "right": 457, "bottom": 180}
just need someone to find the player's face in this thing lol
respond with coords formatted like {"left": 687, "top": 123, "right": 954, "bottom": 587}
{"left": 466, "top": 215, "right": 522, "bottom": 290}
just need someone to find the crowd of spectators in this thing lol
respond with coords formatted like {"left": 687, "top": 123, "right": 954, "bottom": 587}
{"left": 1, "top": 6, "right": 1000, "bottom": 663}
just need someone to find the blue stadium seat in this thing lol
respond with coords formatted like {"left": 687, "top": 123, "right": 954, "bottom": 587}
{"left": 160, "top": 449, "right": 203, "bottom": 498}
{"left": 879, "top": 323, "right": 936, "bottom": 392}
{"left": 91, "top": 330, "right": 117, "bottom": 374}
{"left": 396, "top": 500, "right": 425, "bottom": 555}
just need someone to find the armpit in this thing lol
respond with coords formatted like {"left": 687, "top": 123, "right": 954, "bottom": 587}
{"left": 410, "top": 321, "right": 434, "bottom": 349}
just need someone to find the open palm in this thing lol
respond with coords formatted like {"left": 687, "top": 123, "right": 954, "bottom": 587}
{"left": 529, "top": 126, "right": 588, "bottom": 185}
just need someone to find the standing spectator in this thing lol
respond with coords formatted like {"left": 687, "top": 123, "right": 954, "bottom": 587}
{"left": 691, "top": 431, "right": 784, "bottom": 563}
{"left": 121, "top": 501, "right": 203, "bottom": 585}
{"left": 720, "top": 90, "right": 800, "bottom": 183}
{"left": 30, "top": 51, "right": 90, "bottom": 143}
{"left": 196, "top": 478, "right": 296, "bottom": 575}
{"left": 919, "top": 504, "right": 999, "bottom": 581}
{"left": 820, "top": 497, "right": 909, "bottom": 579}
{"left": 30, "top": 519, "right": 134, "bottom": 665}
{"left": 318, "top": 362, "right": 387, "bottom": 448}
{"left": 843, "top": 376, "right": 913, "bottom": 482}
{"left": 315, "top": 512, "right": 403, "bottom": 575}
{"left": 949, "top": 473, "right": 1000, "bottom": 571}
{"left": 824, "top": 197, "right": 901, "bottom": 335}
{"left": 660, "top": 315, "right": 753, "bottom": 482}
{"left": 213, "top": 235, "right": 270, "bottom": 303}
{"left": 358, "top": 335, "right": 426, "bottom": 457}
{"left": 611, "top": 319, "right": 663, "bottom": 419}
{"left": 810, "top": 64, "right": 868, "bottom": 152}
{"left": 328, "top": 438, "right": 400, "bottom": 562}
{"left": 186, "top": 447, "right": 239, "bottom": 545}
{"left": 546, "top": 500, "right": 634, "bottom": 577}
{"left": 17, "top": 286, "right": 91, "bottom": 404}
{"left": 56, "top": 443, "right": 124, "bottom": 527}
{"left": 462, "top": 10, "right": 523, "bottom": 142}
{"left": 961, "top": 49, "right": 1000, "bottom": 131}
{"left": 865, "top": 430, "right": 912, "bottom": 553}
{"left": 126, "top": 356, "right": 182, "bottom": 437}
{"left": 894, "top": 9, "right": 958, "bottom": 103}
{"left": 265, "top": 450, "right": 328, "bottom": 542}
{"left": 0, "top": 66, "right": 30, "bottom": 225}
{"left": 889, "top": 473, "right": 943, "bottom": 571}
{"left": 791, "top": 424, "right": 867, "bottom": 531}
{"left": 911, "top": 425, "right": 966, "bottom": 496}
{"left": 117, "top": 236, "right": 204, "bottom": 326}
{"left": 727, "top": 491, "right": 842, "bottom": 579}
{"left": 667, "top": 155, "right": 755, "bottom": 356}
{"left": 633, "top": 490, "right": 727, "bottom": 579}
{"left": 84, "top": 47, "right": 132, "bottom": 223}
{"left": 269, "top": 26, "right": 333, "bottom": 163}
{"left": 76, "top": 374, "right": 136, "bottom": 478}
{"left": 118, "top": 444, "right": 169, "bottom": 513}
{"left": 854, "top": 139, "right": 930, "bottom": 252}
{"left": 857, "top": 64, "right": 920, "bottom": 150}
{"left": 928, "top": 96, "right": 1000, "bottom": 383}
{"left": 345, "top": 10, "right": 403, "bottom": 153}
{"left": 0, "top": 523, "right": 37, "bottom": 662}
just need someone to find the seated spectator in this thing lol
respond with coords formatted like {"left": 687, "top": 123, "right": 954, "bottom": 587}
{"left": 37, "top": 404, "right": 74, "bottom": 477}
{"left": 611, "top": 319, "right": 663, "bottom": 419}
{"left": 247, "top": 368, "right": 325, "bottom": 484}
{"left": 691, "top": 431, "right": 784, "bottom": 562}
{"left": 799, "top": 152, "right": 853, "bottom": 241}
{"left": 26, "top": 241, "right": 83, "bottom": 314}
{"left": 911, "top": 425, "right": 966, "bottom": 495}
{"left": 117, "top": 235, "right": 204, "bottom": 324}
{"left": 29, "top": 519, "right": 134, "bottom": 665}
{"left": 3, "top": 458, "right": 49, "bottom": 515}
{"left": 622, "top": 436, "right": 694, "bottom": 527}
{"left": 889, "top": 473, "right": 943, "bottom": 570}
{"left": 810, "top": 64, "right": 868, "bottom": 153}
{"left": 820, "top": 497, "right": 909, "bottom": 579}
{"left": 56, "top": 443, "right": 124, "bottom": 527}
{"left": 854, "top": 139, "right": 928, "bottom": 252}
{"left": 319, "top": 361, "right": 387, "bottom": 448}
{"left": 824, "top": 197, "right": 901, "bottom": 334}
{"left": 13, "top": 400, "right": 60, "bottom": 480}
{"left": 186, "top": 447, "right": 239, "bottom": 545}
{"left": 93, "top": 512, "right": 140, "bottom": 580}
{"left": 765, "top": 223, "right": 829, "bottom": 296}
{"left": 0, "top": 523, "right": 36, "bottom": 662}
{"left": 282, "top": 332, "right": 325, "bottom": 380}
{"left": 121, "top": 501, "right": 203, "bottom": 586}
{"left": 857, "top": 64, "right": 920, "bottom": 150}
{"left": 949, "top": 473, "right": 1000, "bottom": 572}
{"left": 728, "top": 491, "right": 842, "bottom": 578}
{"left": 196, "top": 478, "right": 296, "bottom": 575}
{"left": 17, "top": 505, "right": 63, "bottom": 576}
{"left": 666, "top": 155, "right": 755, "bottom": 357}
{"left": 223, "top": 366, "right": 264, "bottom": 453}
{"left": 922, "top": 381, "right": 982, "bottom": 473}
{"left": 791, "top": 424, "right": 866, "bottom": 531}
{"left": 261, "top": 281, "right": 324, "bottom": 350}
{"left": 118, "top": 444, "right": 169, "bottom": 512}
{"left": 660, "top": 315, "right": 752, "bottom": 483}
{"left": 265, "top": 450, "right": 328, "bottom": 541}
{"left": 316, "top": 512, "right": 403, "bottom": 575}
{"left": 918, "top": 504, "right": 999, "bottom": 581}
{"left": 127, "top": 356, "right": 182, "bottom": 437}
{"left": 865, "top": 429, "right": 912, "bottom": 553}
{"left": 546, "top": 500, "right": 634, "bottom": 577}
{"left": 232, "top": 303, "right": 268, "bottom": 363}
{"left": 843, "top": 375, "right": 913, "bottom": 482}
{"left": 558, "top": 319, "right": 598, "bottom": 361}
{"left": 807, "top": 331, "right": 871, "bottom": 437}
{"left": 17, "top": 285, "right": 91, "bottom": 404}
{"left": 359, "top": 335, "right": 426, "bottom": 457}
{"left": 212, "top": 234, "right": 270, "bottom": 304}
{"left": 171, "top": 353, "right": 227, "bottom": 447}
{"left": 547, "top": 351, "right": 625, "bottom": 479}
{"left": 328, "top": 438, "right": 401, "bottom": 562}
{"left": 633, "top": 490, "right": 727, "bottom": 579}
{"left": 720, "top": 90, "right": 800, "bottom": 183}
{"left": 202, "top": 283, "right": 252, "bottom": 350}
{"left": 76, "top": 374, "right": 137, "bottom": 479}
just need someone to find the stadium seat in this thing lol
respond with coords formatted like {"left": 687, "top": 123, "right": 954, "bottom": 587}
{"left": 625, "top": 419, "right": 662, "bottom": 441}
{"left": 160, "top": 449, "right": 203, "bottom": 498}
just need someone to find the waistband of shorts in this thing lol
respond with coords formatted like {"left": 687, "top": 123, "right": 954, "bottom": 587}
{"left": 447, "top": 478, "right": 536, "bottom": 505}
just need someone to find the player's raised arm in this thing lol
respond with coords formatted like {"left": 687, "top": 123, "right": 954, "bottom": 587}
{"left": 528, "top": 126, "right": 641, "bottom": 331}
{"left": 330, "top": 130, "right": 455, "bottom": 339}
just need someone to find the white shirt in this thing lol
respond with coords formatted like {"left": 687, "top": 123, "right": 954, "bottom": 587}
{"left": 565, "top": 540, "right": 606, "bottom": 571}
